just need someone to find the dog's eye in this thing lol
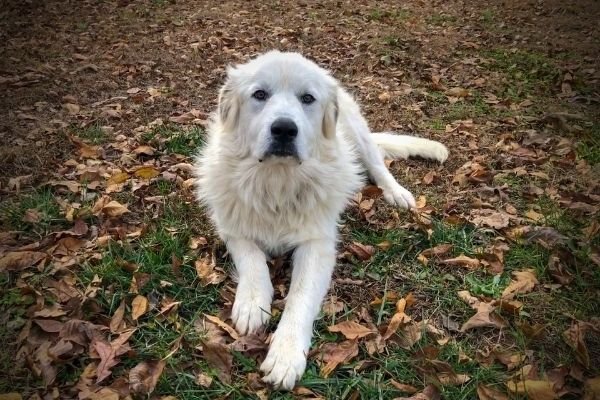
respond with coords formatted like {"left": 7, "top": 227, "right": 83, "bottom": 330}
{"left": 300, "top": 94, "right": 315, "bottom": 104}
{"left": 252, "top": 90, "right": 268, "bottom": 101}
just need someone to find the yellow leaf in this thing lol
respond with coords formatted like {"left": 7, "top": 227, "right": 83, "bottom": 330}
{"left": 507, "top": 379, "right": 557, "bottom": 400}
{"left": 0, "top": 393, "right": 23, "bottom": 400}
{"left": 525, "top": 209, "right": 544, "bottom": 222}
{"left": 103, "top": 200, "right": 129, "bottom": 217}
{"left": 131, "top": 295, "right": 148, "bottom": 321}
{"left": 107, "top": 171, "right": 129, "bottom": 185}
{"left": 134, "top": 166, "right": 160, "bottom": 180}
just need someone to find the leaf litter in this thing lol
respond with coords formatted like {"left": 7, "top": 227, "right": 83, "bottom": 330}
{"left": 1, "top": 0, "right": 600, "bottom": 399}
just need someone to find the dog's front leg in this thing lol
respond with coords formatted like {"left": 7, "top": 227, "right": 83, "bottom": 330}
{"left": 227, "top": 238, "right": 274, "bottom": 335}
{"left": 261, "top": 239, "right": 336, "bottom": 390}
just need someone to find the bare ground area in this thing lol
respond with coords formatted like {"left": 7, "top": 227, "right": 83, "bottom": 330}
{"left": 1, "top": 1, "right": 599, "bottom": 399}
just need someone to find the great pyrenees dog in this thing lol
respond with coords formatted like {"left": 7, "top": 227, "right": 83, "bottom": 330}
{"left": 194, "top": 51, "right": 448, "bottom": 389}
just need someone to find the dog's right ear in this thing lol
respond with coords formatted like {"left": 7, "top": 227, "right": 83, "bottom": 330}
{"left": 217, "top": 67, "right": 240, "bottom": 132}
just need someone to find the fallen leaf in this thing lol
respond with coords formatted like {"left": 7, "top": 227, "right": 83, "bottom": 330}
{"left": 201, "top": 341, "right": 232, "bottom": 384}
{"left": 346, "top": 242, "right": 375, "bottom": 261}
{"left": 477, "top": 384, "right": 508, "bottom": 400}
{"left": 63, "top": 103, "right": 80, "bottom": 114}
{"left": 507, "top": 379, "right": 558, "bottom": 400}
{"left": 322, "top": 296, "right": 344, "bottom": 316}
{"left": 584, "top": 376, "right": 600, "bottom": 399}
{"left": 437, "top": 372, "right": 471, "bottom": 385}
{"left": 109, "top": 300, "right": 126, "bottom": 333}
{"left": 394, "top": 384, "right": 441, "bottom": 400}
{"left": 195, "top": 372, "right": 213, "bottom": 388}
{"left": 469, "top": 209, "right": 511, "bottom": 229}
{"left": 0, "top": 394, "right": 22, "bottom": 400}
{"left": 318, "top": 339, "right": 359, "bottom": 377}
{"left": 328, "top": 321, "right": 375, "bottom": 340}
{"left": 563, "top": 321, "right": 593, "bottom": 368}
{"left": 131, "top": 295, "right": 149, "bottom": 321}
{"left": 133, "top": 145, "right": 155, "bottom": 156}
{"left": 129, "top": 359, "right": 166, "bottom": 395}
{"left": 458, "top": 291, "right": 508, "bottom": 332}
{"left": 134, "top": 166, "right": 160, "bottom": 180}
{"left": 390, "top": 380, "right": 418, "bottom": 394}
{"left": 446, "top": 87, "right": 470, "bottom": 98}
{"left": 422, "top": 171, "right": 437, "bottom": 185}
{"left": 106, "top": 172, "right": 129, "bottom": 185}
{"left": 501, "top": 269, "right": 538, "bottom": 300}
{"left": 440, "top": 254, "right": 481, "bottom": 269}
{"left": 420, "top": 244, "right": 453, "bottom": 258}
{"left": 204, "top": 314, "right": 239, "bottom": 340}
{"left": 525, "top": 209, "right": 544, "bottom": 222}
{"left": 194, "top": 254, "right": 226, "bottom": 286}
{"left": 0, "top": 251, "right": 46, "bottom": 272}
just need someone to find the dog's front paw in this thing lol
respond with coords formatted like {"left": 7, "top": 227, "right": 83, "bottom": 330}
{"left": 260, "top": 332, "right": 307, "bottom": 390}
{"left": 232, "top": 281, "right": 273, "bottom": 335}
{"left": 382, "top": 182, "right": 416, "bottom": 209}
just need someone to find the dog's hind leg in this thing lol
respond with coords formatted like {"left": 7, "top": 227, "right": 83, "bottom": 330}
{"left": 337, "top": 89, "right": 419, "bottom": 208}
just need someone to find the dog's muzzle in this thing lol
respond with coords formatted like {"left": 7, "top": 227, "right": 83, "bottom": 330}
{"left": 262, "top": 117, "right": 299, "bottom": 160}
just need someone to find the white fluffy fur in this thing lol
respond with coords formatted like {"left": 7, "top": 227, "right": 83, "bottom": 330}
{"left": 194, "top": 51, "right": 448, "bottom": 390}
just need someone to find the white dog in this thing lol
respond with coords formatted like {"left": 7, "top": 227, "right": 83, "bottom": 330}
{"left": 194, "top": 51, "right": 448, "bottom": 389}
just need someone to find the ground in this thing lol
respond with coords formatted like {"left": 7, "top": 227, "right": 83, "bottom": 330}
{"left": 1, "top": 0, "right": 599, "bottom": 399}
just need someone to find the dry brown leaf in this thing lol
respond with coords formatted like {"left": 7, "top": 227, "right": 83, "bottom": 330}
{"left": 584, "top": 376, "right": 600, "bottom": 400}
{"left": 477, "top": 384, "right": 508, "bottom": 400}
{"left": 204, "top": 314, "right": 239, "bottom": 340}
{"left": 383, "top": 311, "right": 412, "bottom": 340}
{"left": 446, "top": 87, "right": 470, "bottom": 98}
{"left": 346, "top": 242, "right": 375, "bottom": 261}
{"left": 134, "top": 166, "right": 160, "bottom": 180}
{"left": 195, "top": 372, "right": 213, "bottom": 388}
{"left": 194, "top": 254, "right": 226, "bottom": 286}
{"left": 507, "top": 379, "right": 558, "bottom": 400}
{"left": 437, "top": 372, "right": 471, "bottom": 385}
{"left": 440, "top": 254, "right": 481, "bottom": 269}
{"left": 63, "top": 103, "right": 80, "bottom": 114}
{"left": 0, "top": 394, "right": 22, "bottom": 400}
{"left": 109, "top": 300, "right": 126, "bottom": 333}
{"left": 469, "top": 209, "right": 511, "bottom": 229}
{"left": 458, "top": 292, "right": 508, "bottom": 332}
{"left": 0, "top": 251, "right": 46, "bottom": 272}
{"left": 394, "top": 384, "right": 441, "bottom": 400}
{"left": 129, "top": 359, "right": 166, "bottom": 395}
{"left": 501, "top": 269, "right": 538, "bottom": 300}
{"left": 318, "top": 339, "right": 359, "bottom": 377}
{"left": 131, "top": 295, "right": 149, "bottom": 321}
{"left": 422, "top": 171, "right": 437, "bottom": 185}
{"left": 390, "top": 380, "right": 418, "bottom": 394}
{"left": 563, "top": 321, "right": 593, "bottom": 368}
{"left": 525, "top": 209, "right": 544, "bottom": 222}
{"left": 328, "top": 321, "right": 375, "bottom": 340}
{"left": 322, "top": 296, "right": 344, "bottom": 316}
{"left": 202, "top": 341, "right": 233, "bottom": 384}
{"left": 133, "top": 145, "right": 155, "bottom": 156}
{"left": 420, "top": 244, "right": 453, "bottom": 258}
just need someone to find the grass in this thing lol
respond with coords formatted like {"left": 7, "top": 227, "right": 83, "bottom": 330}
{"left": 0, "top": 188, "right": 63, "bottom": 235}
{"left": 74, "top": 124, "right": 110, "bottom": 144}
{"left": 367, "top": 8, "right": 410, "bottom": 22}
{"left": 483, "top": 49, "right": 560, "bottom": 100}
{"left": 142, "top": 124, "right": 205, "bottom": 156}
{"left": 577, "top": 124, "right": 600, "bottom": 165}
{"left": 426, "top": 13, "right": 457, "bottom": 26}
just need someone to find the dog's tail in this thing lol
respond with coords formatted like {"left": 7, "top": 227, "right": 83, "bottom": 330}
{"left": 371, "top": 132, "right": 449, "bottom": 164}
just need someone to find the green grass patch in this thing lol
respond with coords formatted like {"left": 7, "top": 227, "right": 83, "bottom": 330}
{"left": 0, "top": 188, "right": 63, "bottom": 235}
{"left": 577, "top": 124, "right": 600, "bottom": 165}
{"left": 143, "top": 124, "right": 205, "bottom": 156}
{"left": 426, "top": 13, "right": 457, "bottom": 26}
{"left": 483, "top": 49, "right": 560, "bottom": 100}
{"left": 367, "top": 8, "right": 410, "bottom": 22}
{"left": 73, "top": 124, "right": 110, "bottom": 144}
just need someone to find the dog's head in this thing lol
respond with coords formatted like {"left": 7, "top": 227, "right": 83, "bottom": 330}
{"left": 217, "top": 51, "right": 338, "bottom": 163}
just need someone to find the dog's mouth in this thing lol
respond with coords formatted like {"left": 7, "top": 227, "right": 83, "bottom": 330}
{"left": 259, "top": 143, "right": 301, "bottom": 163}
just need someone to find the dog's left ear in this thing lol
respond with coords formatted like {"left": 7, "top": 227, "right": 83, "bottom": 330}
{"left": 322, "top": 94, "right": 338, "bottom": 139}
{"left": 217, "top": 67, "right": 240, "bottom": 132}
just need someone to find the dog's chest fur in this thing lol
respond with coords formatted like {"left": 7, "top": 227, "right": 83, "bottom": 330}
{"left": 196, "top": 137, "right": 362, "bottom": 254}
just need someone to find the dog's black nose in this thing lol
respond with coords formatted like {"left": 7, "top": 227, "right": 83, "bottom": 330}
{"left": 271, "top": 118, "right": 298, "bottom": 141}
